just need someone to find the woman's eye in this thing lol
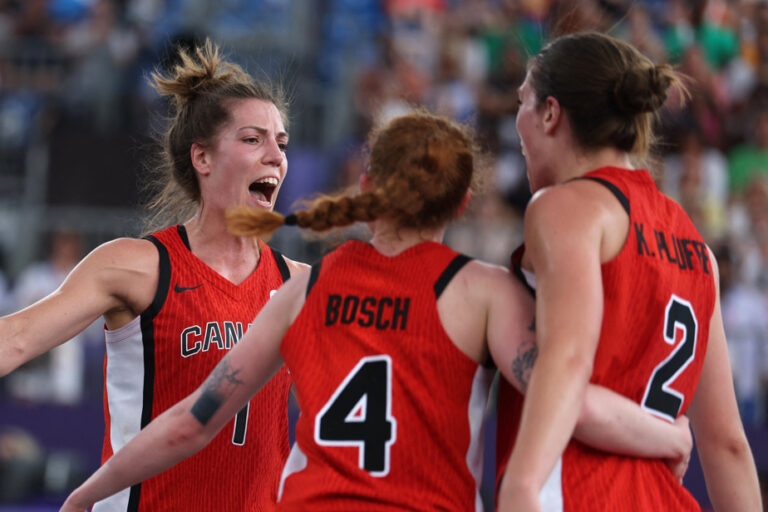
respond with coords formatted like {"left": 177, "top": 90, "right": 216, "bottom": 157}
{"left": 244, "top": 137, "right": 259, "bottom": 144}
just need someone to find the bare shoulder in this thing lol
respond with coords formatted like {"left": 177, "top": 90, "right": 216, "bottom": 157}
{"left": 526, "top": 182, "right": 604, "bottom": 226}
{"left": 88, "top": 238, "right": 159, "bottom": 270}
{"left": 534, "top": 179, "right": 626, "bottom": 226}
{"left": 270, "top": 265, "right": 312, "bottom": 324}
{"left": 440, "top": 258, "right": 503, "bottom": 296}
{"left": 78, "top": 238, "right": 160, "bottom": 316}
{"left": 283, "top": 257, "right": 310, "bottom": 277}
{"left": 462, "top": 259, "right": 510, "bottom": 286}
{"left": 456, "top": 259, "right": 531, "bottom": 305}
{"left": 524, "top": 182, "right": 610, "bottom": 263}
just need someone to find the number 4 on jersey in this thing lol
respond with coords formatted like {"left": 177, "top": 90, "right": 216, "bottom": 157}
{"left": 642, "top": 295, "right": 698, "bottom": 422}
{"left": 315, "top": 355, "right": 397, "bottom": 477}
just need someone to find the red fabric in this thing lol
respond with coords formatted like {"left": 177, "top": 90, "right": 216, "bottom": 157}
{"left": 101, "top": 226, "right": 291, "bottom": 511}
{"left": 497, "top": 168, "right": 713, "bottom": 510}
{"left": 279, "top": 240, "right": 488, "bottom": 511}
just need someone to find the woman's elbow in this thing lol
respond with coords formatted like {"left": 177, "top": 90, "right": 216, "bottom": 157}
{"left": 164, "top": 409, "right": 213, "bottom": 456}
{"left": 0, "top": 343, "right": 26, "bottom": 377}
{"left": 539, "top": 340, "right": 594, "bottom": 379}
{"left": 557, "top": 347, "right": 594, "bottom": 385}
{"left": 576, "top": 387, "right": 600, "bottom": 426}
{"left": 701, "top": 429, "right": 754, "bottom": 464}
{"left": 721, "top": 434, "right": 754, "bottom": 462}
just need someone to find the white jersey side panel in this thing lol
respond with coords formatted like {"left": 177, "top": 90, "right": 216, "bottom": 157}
{"left": 466, "top": 366, "right": 494, "bottom": 512}
{"left": 539, "top": 457, "right": 564, "bottom": 512}
{"left": 277, "top": 432, "right": 308, "bottom": 502}
{"left": 93, "top": 316, "right": 144, "bottom": 512}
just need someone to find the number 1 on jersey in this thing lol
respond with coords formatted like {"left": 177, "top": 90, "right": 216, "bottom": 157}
{"left": 232, "top": 402, "right": 249, "bottom": 446}
{"left": 315, "top": 355, "right": 397, "bottom": 476}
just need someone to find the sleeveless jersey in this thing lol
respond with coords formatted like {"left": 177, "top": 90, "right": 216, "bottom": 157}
{"left": 496, "top": 167, "right": 714, "bottom": 511}
{"left": 278, "top": 240, "right": 494, "bottom": 511}
{"left": 96, "top": 225, "right": 292, "bottom": 512}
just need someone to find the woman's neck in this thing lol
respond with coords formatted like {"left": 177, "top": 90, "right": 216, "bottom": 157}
{"left": 369, "top": 220, "right": 445, "bottom": 257}
{"left": 184, "top": 211, "right": 261, "bottom": 284}
{"left": 556, "top": 147, "right": 633, "bottom": 184}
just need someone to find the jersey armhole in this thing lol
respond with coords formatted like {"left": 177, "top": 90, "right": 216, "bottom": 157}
{"left": 433, "top": 254, "right": 472, "bottom": 300}
{"left": 576, "top": 176, "right": 630, "bottom": 215}
{"left": 510, "top": 244, "right": 535, "bottom": 298}
{"left": 306, "top": 258, "right": 323, "bottom": 297}
{"left": 271, "top": 248, "right": 292, "bottom": 283}
{"left": 434, "top": 254, "right": 497, "bottom": 369}
{"left": 142, "top": 235, "right": 172, "bottom": 320}
{"left": 511, "top": 263, "right": 535, "bottom": 298}
{"left": 176, "top": 224, "right": 192, "bottom": 250}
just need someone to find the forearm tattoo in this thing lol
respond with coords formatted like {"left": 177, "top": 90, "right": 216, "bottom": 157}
{"left": 511, "top": 340, "right": 538, "bottom": 393}
{"left": 190, "top": 356, "right": 244, "bottom": 426}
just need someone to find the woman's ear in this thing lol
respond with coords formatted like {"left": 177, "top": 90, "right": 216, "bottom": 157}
{"left": 191, "top": 142, "right": 211, "bottom": 176}
{"left": 359, "top": 171, "right": 373, "bottom": 191}
{"left": 542, "top": 96, "right": 562, "bottom": 136}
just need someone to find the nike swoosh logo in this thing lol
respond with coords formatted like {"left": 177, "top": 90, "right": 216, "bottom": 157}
{"left": 174, "top": 284, "right": 203, "bottom": 293}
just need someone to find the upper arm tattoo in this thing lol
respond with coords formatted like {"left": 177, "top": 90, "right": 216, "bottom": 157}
{"left": 511, "top": 340, "right": 538, "bottom": 393}
{"left": 190, "top": 355, "right": 244, "bottom": 426}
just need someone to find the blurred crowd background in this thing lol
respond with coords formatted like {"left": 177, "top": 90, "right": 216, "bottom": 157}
{"left": 1, "top": 0, "right": 768, "bottom": 509}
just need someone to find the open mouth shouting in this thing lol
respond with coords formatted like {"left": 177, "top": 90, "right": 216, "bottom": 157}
{"left": 249, "top": 176, "right": 279, "bottom": 207}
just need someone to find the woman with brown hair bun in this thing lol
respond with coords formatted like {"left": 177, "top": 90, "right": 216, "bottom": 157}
{"left": 0, "top": 39, "right": 306, "bottom": 511}
{"left": 60, "top": 110, "right": 696, "bottom": 511}
{"left": 498, "top": 31, "right": 761, "bottom": 511}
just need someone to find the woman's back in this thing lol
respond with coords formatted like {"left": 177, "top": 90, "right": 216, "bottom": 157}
{"left": 278, "top": 240, "right": 493, "bottom": 511}
{"left": 501, "top": 167, "right": 712, "bottom": 510}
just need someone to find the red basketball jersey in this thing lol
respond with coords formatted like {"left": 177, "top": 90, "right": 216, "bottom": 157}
{"left": 497, "top": 167, "right": 714, "bottom": 510}
{"left": 96, "top": 225, "right": 292, "bottom": 512}
{"left": 278, "top": 240, "right": 493, "bottom": 511}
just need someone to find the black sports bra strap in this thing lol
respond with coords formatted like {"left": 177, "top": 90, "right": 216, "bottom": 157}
{"left": 271, "top": 248, "right": 291, "bottom": 283}
{"left": 578, "top": 176, "right": 630, "bottom": 215}
{"left": 434, "top": 254, "right": 472, "bottom": 300}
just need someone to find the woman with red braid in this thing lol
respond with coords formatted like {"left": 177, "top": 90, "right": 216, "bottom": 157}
{"left": 62, "top": 111, "right": 691, "bottom": 512}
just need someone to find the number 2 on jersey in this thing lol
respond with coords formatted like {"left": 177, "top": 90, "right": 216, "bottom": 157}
{"left": 315, "top": 355, "right": 397, "bottom": 477}
{"left": 642, "top": 295, "right": 698, "bottom": 422}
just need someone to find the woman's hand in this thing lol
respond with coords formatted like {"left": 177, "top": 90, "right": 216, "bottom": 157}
{"left": 59, "top": 491, "right": 91, "bottom": 512}
{"left": 664, "top": 414, "right": 692, "bottom": 483}
{"left": 497, "top": 476, "right": 543, "bottom": 512}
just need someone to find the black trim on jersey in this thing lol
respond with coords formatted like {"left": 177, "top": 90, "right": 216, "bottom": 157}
{"left": 177, "top": 224, "right": 191, "bottom": 250}
{"left": 128, "top": 235, "right": 171, "bottom": 511}
{"left": 143, "top": 235, "right": 172, "bottom": 321}
{"left": 579, "top": 177, "right": 630, "bottom": 215}
{"left": 271, "top": 248, "right": 291, "bottom": 283}
{"left": 307, "top": 259, "right": 322, "bottom": 297}
{"left": 509, "top": 244, "right": 535, "bottom": 298}
{"left": 511, "top": 263, "right": 535, "bottom": 298}
{"left": 512, "top": 262, "right": 536, "bottom": 299}
{"left": 127, "top": 483, "right": 141, "bottom": 512}
{"left": 434, "top": 254, "right": 472, "bottom": 299}
{"left": 432, "top": 254, "right": 493, "bottom": 368}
